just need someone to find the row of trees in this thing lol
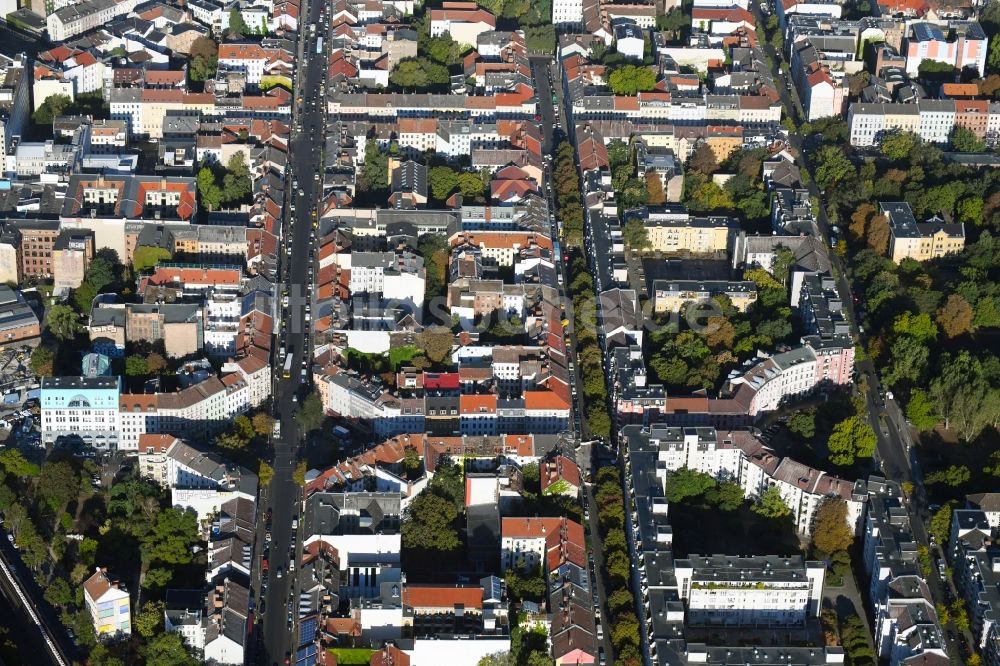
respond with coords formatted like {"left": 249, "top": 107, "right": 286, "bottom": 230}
{"left": 592, "top": 466, "right": 641, "bottom": 665}
{"left": 553, "top": 141, "right": 585, "bottom": 248}
{"left": 567, "top": 254, "right": 611, "bottom": 438}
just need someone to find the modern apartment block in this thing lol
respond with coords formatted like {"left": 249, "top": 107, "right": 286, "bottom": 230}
{"left": 674, "top": 554, "right": 825, "bottom": 626}
{"left": 83, "top": 567, "right": 132, "bottom": 637}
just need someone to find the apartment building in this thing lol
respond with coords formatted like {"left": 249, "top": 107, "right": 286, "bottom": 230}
{"left": 83, "top": 567, "right": 131, "bottom": 637}
{"left": 879, "top": 202, "right": 966, "bottom": 263}
{"left": 863, "top": 478, "right": 949, "bottom": 666}
{"left": 429, "top": 3, "right": 497, "bottom": 47}
{"left": 0, "top": 54, "right": 31, "bottom": 165}
{"left": 904, "top": 21, "right": 988, "bottom": 77}
{"left": 500, "top": 516, "right": 583, "bottom": 573}
{"left": 303, "top": 492, "right": 403, "bottom": 601}
{"left": 623, "top": 424, "right": 854, "bottom": 666}
{"left": 52, "top": 229, "right": 94, "bottom": 294}
{"left": 47, "top": 0, "right": 141, "bottom": 41}
{"left": 632, "top": 207, "right": 738, "bottom": 254}
{"left": 60, "top": 174, "right": 198, "bottom": 256}
{"left": 125, "top": 303, "right": 204, "bottom": 358}
{"left": 41, "top": 376, "right": 121, "bottom": 448}
{"left": 651, "top": 280, "right": 758, "bottom": 313}
{"left": 674, "top": 554, "right": 825, "bottom": 626}
{"left": 13, "top": 220, "right": 59, "bottom": 280}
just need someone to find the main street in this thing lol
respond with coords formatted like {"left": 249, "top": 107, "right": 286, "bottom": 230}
{"left": 254, "top": 0, "right": 330, "bottom": 662}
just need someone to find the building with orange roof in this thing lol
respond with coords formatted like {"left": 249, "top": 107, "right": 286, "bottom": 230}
{"left": 540, "top": 454, "right": 581, "bottom": 498}
{"left": 430, "top": 2, "right": 496, "bottom": 46}
{"left": 501, "top": 516, "right": 581, "bottom": 572}
{"left": 59, "top": 174, "right": 198, "bottom": 257}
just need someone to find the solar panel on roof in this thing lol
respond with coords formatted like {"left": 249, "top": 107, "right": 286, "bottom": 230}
{"left": 298, "top": 617, "right": 318, "bottom": 646}
{"left": 295, "top": 644, "right": 318, "bottom": 666}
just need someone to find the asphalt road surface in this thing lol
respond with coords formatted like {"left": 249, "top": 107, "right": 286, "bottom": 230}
{"left": 255, "top": 1, "right": 329, "bottom": 662}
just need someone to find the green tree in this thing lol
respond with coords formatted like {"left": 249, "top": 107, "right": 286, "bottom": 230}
{"left": 586, "top": 405, "right": 611, "bottom": 438}
{"left": 880, "top": 132, "right": 918, "bottom": 161}
{"left": 43, "top": 577, "right": 73, "bottom": 608}
{"left": 622, "top": 218, "right": 650, "bottom": 251}
{"left": 663, "top": 468, "right": 715, "bottom": 503}
{"left": 611, "top": 611, "right": 640, "bottom": 651}
{"left": 29, "top": 344, "right": 54, "bottom": 376}
{"left": 827, "top": 416, "right": 877, "bottom": 466}
{"left": 227, "top": 8, "right": 249, "bottom": 37}
{"left": 752, "top": 486, "right": 791, "bottom": 519}
{"left": 38, "top": 460, "right": 80, "bottom": 512}
{"left": 359, "top": 139, "right": 389, "bottom": 193}
{"left": 606, "top": 549, "right": 631, "bottom": 584}
{"left": 607, "top": 65, "right": 657, "bottom": 95}
{"left": 132, "top": 246, "right": 172, "bottom": 271}
{"left": 705, "top": 481, "right": 745, "bottom": 511}
{"left": 906, "top": 389, "right": 940, "bottom": 432}
{"left": 924, "top": 465, "right": 970, "bottom": 487}
{"left": 85, "top": 256, "right": 116, "bottom": 293}
{"left": 251, "top": 412, "right": 276, "bottom": 437}
{"left": 608, "top": 588, "right": 635, "bottom": 615}
{"left": 429, "top": 166, "right": 459, "bottom": 201}
{"left": 134, "top": 601, "right": 164, "bottom": 639}
{"left": 390, "top": 58, "right": 449, "bottom": 90}
{"left": 216, "top": 431, "right": 249, "bottom": 451}
{"left": 884, "top": 336, "right": 930, "bottom": 386}
{"left": 812, "top": 499, "right": 855, "bottom": 554}
{"left": 145, "top": 508, "right": 199, "bottom": 566}
{"left": 812, "top": 145, "right": 855, "bottom": 191}
{"left": 0, "top": 449, "right": 39, "bottom": 478}
{"left": 32, "top": 94, "right": 72, "bottom": 125}
{"left": 221, "top": 152, "right": 252, "bottom": 204}
{"left": 951, "top": 126, "right": 986, "bottom": 153}
{"left": 607, "top": 139, "right": 629, "bottom": 169}
{"left": 188, "top": 37, "right": 218, "bottom": 82}
{"left": 505, "top": 570, "right": 547, "bottom": 601}
{"left": 930, "top": 351, "right": 992, "bottom": 440}
{"left": 125, "top": 355, "right": 149, "bottom": 376}
{"left": 788, "top": 409, "right": 816, "bottom": 439}
{"left": 142, "top": 632, "right": 199, "bottom": 666}
{"left": 892, "top": 311, "right": 938, "bottom": 343}
{"left": 292, "top": 460, "right": 308, "bottom": 486}
{"left": 47, "top": 304, "right": 80, "bottom": 340}
{"left": 416, "top": 327, "right": 454, "bottom": 364}
{"left": 402, "top": 490, "right": 460, "bottom": 551}
{"left": 928, "top": 502, "right": 955, "bottom": 546}
{"left": 197, "top": 166, "right": 223, "bottom": 211}
{"left": 73, "top": 281, "right": 97, "bottom": 314}
{"left": 294, "top": 391, "right": 325, "bottom": 433}
{"left": 258, "top": 460, "right": 274, "bottom": 487}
